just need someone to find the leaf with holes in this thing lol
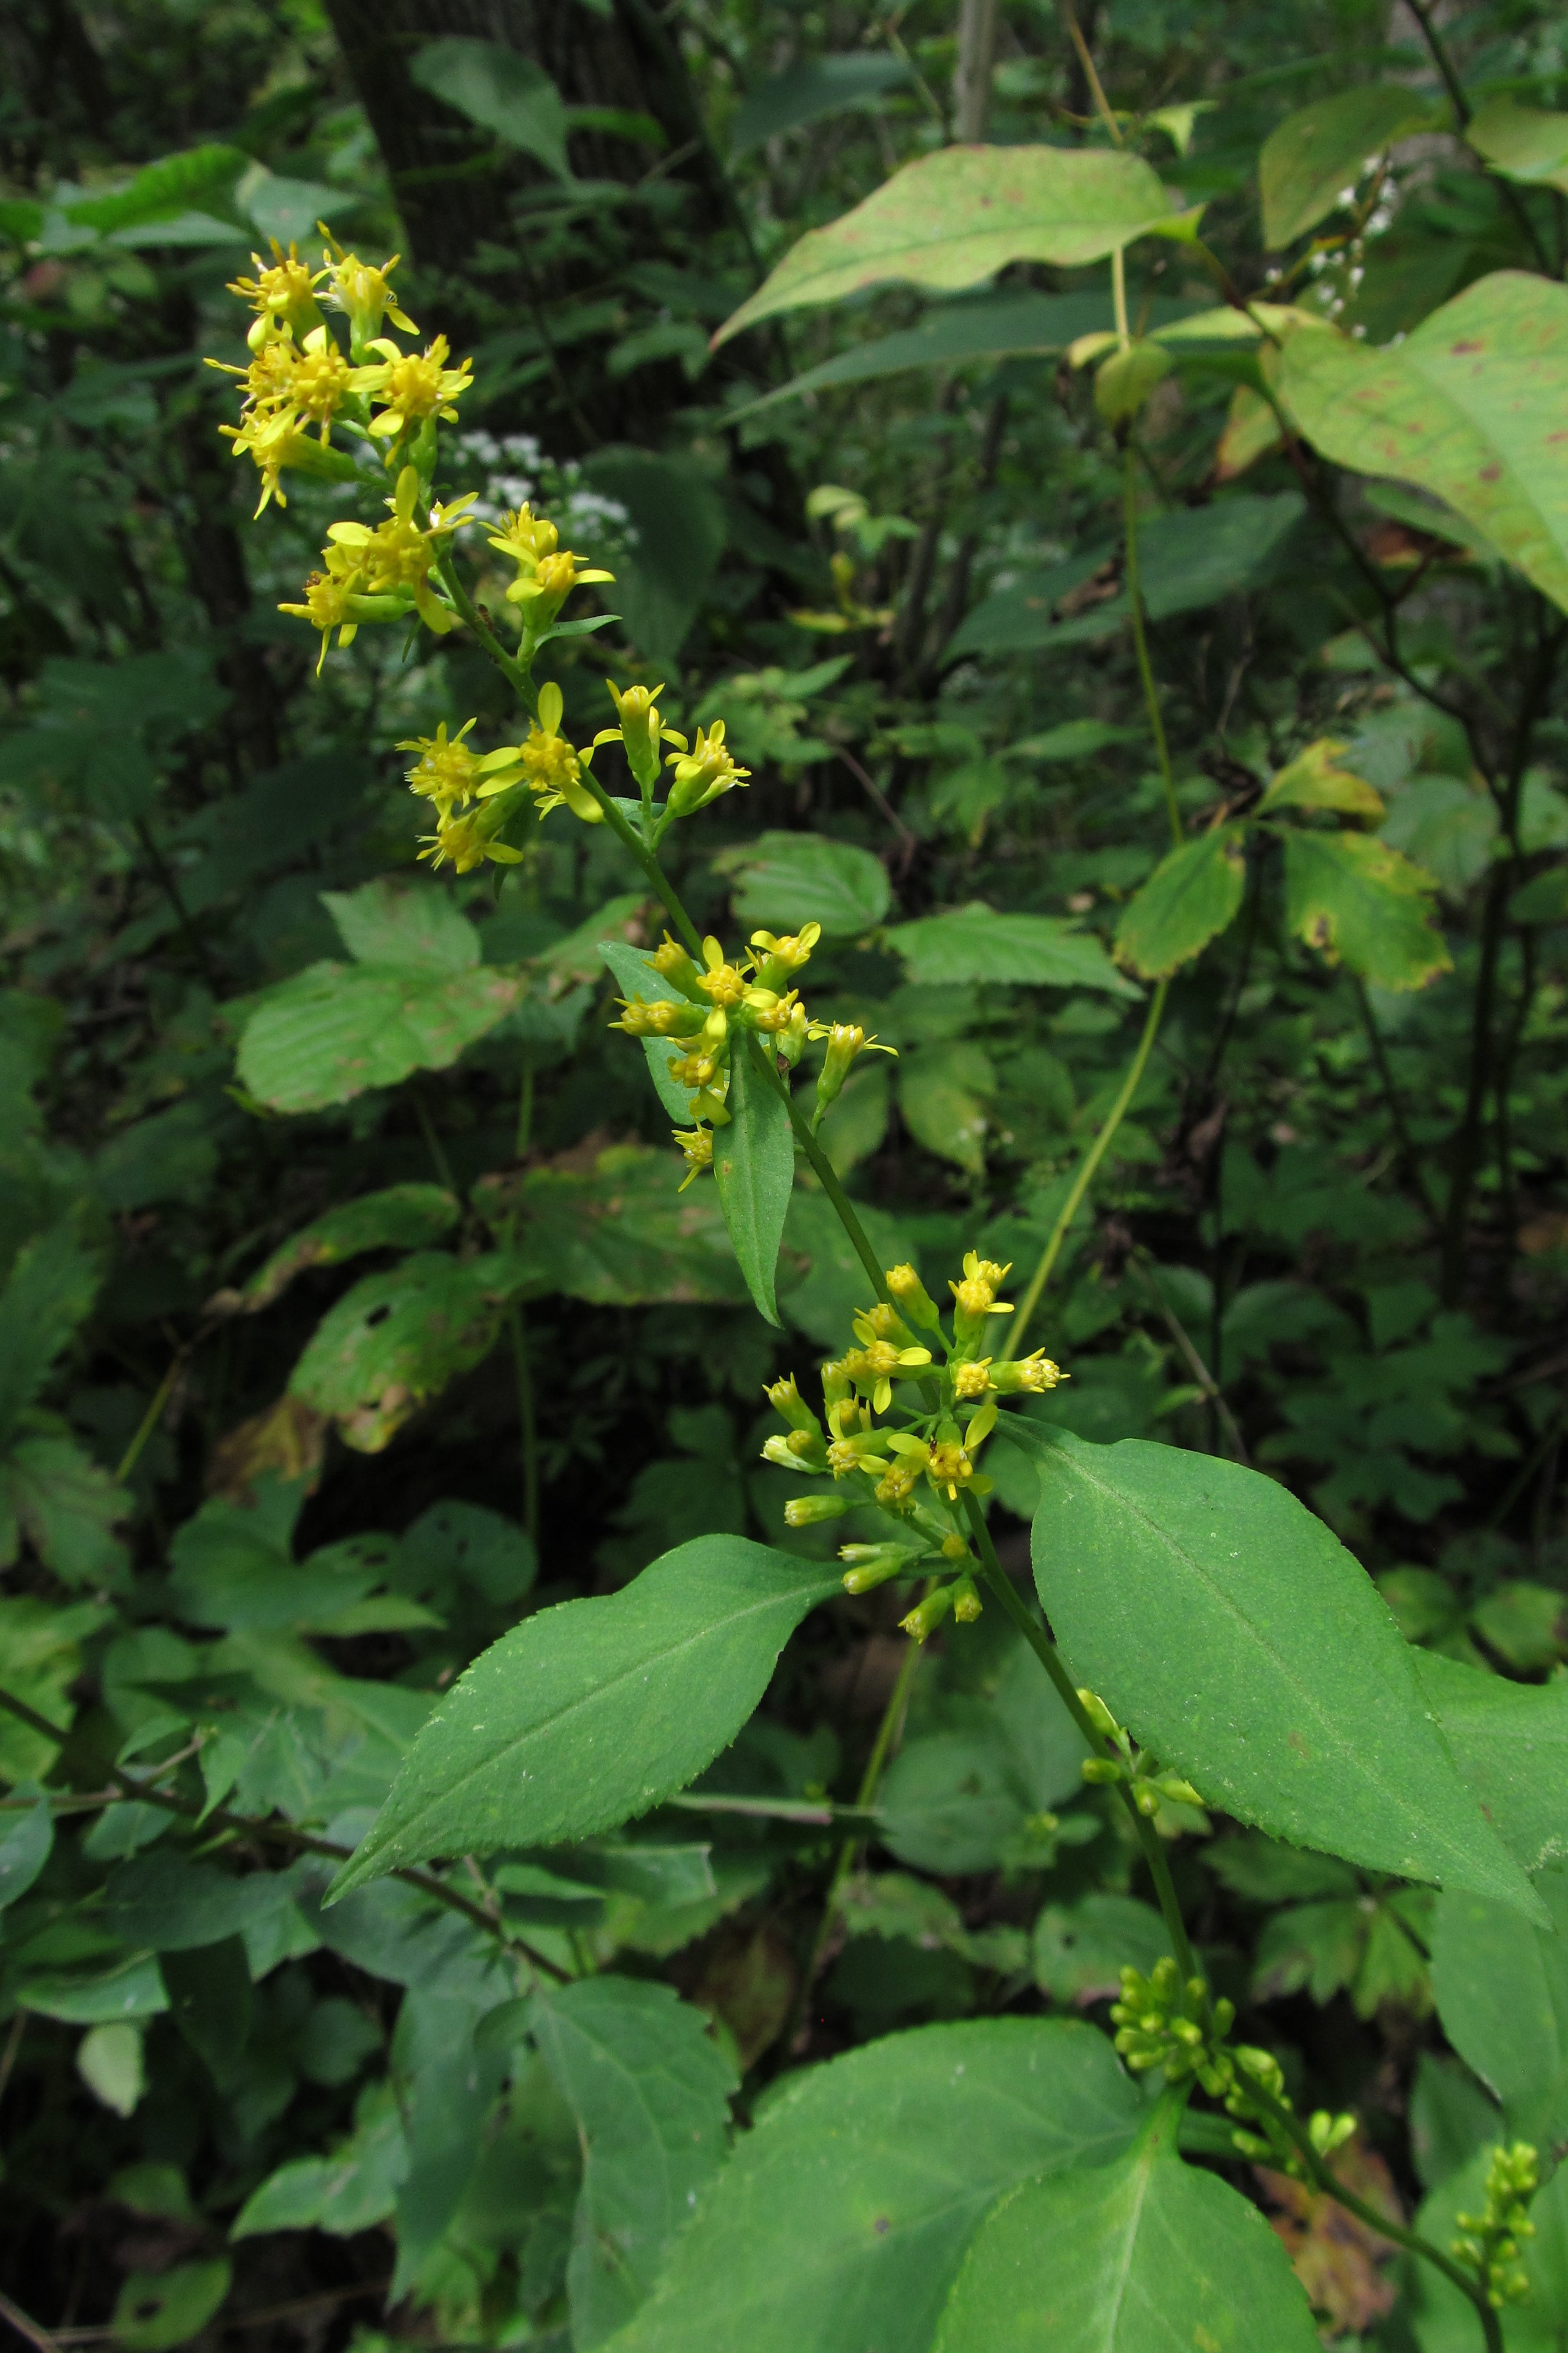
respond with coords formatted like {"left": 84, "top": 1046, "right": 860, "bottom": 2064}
{"left": 288, "top": 1252, "right": 510, "bottom": 1452}
{"left": 716, "top": 146, "right": 1195, "bottom": 344}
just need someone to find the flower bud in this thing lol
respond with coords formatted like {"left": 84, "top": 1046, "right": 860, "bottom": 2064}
{"left": 613, "top": 995, "right": 706, "bottom": 1039}
{"left": 814, "top": 1022, "right": 866, "bottom": 1119}
{"left": 951, "top": 1576, "right": 982, "bottom": 1623}
{"left": 765, "top": 1374, "right": 823, "bottom": 1439}
{"left": 840, "top": 1540, "right": 927, "bottom": 1594}
{"left": 1081, "top": 1757, "right": 1125, "bottom": 1786}
{"left": 606, "top": 680, "right": 668, "bottom": 791}
{"left": 899, "top": 1583, "right": 955, "bottom": 1643}
{"left": 886, "top": 1262, "right": 943, "bottom": 1333}
{"left": 992, "top": 1350, "right": 1063, "bottom": 1394}
{"left": 775, "top": 1001, "right": 810, "bottom": 1069}
{"left": 650, "top": 932, "right": 706, "bottom": 999}
{"left": 1076, "top": 1687, "right": 1122, "bottom": 1739}
{"left": 784, "top": 1493, "right": 852, "bottom": 1527}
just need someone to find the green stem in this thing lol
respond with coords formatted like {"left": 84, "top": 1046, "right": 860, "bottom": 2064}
{"left": 1004, "top": 979, "right": 1169, "bottom": 1359}
{"left": 581, "top": 771, "right": 704, "bottom": 960}
{"left": 960, "top": 1492, "right": 1200, "bottom": 1985}
{"left": 436, "top": 554, "right": 538, "bottom": 713}
{"left": 114, "top": 1356, "right": 182, "bottom": 1485}
{"left": 1236, "top": 2065, "right": 1504, "bottom": 2353}
{"left": 1123, "top": 442, "right": 1180, "bottom": 847}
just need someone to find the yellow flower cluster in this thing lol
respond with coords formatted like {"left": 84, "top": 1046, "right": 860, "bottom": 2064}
{"left": 613, "top": 922, "right": 836, "bottom": 1147}
{"left": 279, "top": 465, "right": 474, "bottom": 671}
{"left": 760, "top": 1252, "right": 1064, "bottom": 1639}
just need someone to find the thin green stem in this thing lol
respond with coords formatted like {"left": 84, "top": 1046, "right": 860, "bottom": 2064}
{"left": 1112, "top": 247, "right": 1130, "bottom": 349}
{"left": 750, "top": 1040, "right": 891, "bottom": 1308}
{"left": 1123, "top": 443, "right": 1180, "bottom": 847}
{"left": 581, "top": 772, "right": 704, "bottom": 959}
{"left": 1236, "top": 2065, "right": 1504, "bottom": 2352}
{"left": 436, "top": 554, "right": 538, "bottom": 713}
{"left": 1004, "top": 980, "right": 1169, "bottom": 1359}
{"left": 961, "top": 1492, "right": 1200, "bottom": 1985}
{"left": 114, "top": 1356, "right": 182, "bottom": 1485}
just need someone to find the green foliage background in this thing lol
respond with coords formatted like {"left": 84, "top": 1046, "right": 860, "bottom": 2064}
{"left": 3, "top": 0, "right": 1568, "bottom": 2346}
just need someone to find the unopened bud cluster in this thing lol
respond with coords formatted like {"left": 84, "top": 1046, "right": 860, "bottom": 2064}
{"left": 1076, "top": 1688, "right": 1203, "bottom": 1816}
{"left": 1111, "top": 1958, "right": 1236, "bottom": 2096}
{"left": 1454, "top": 2143, "right": 1539, "bottom": 2309}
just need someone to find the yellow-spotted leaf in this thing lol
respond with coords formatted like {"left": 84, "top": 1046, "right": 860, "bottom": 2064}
{"left": 1283, "top": 829, "right": 1451, "bottom": 990}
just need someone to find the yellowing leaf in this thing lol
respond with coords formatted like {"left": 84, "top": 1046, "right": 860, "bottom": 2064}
{"left": 1258, "top": 738, "right": 1385, "bottom": 821}
{"left": 1283, "top": 829, "right": 1451, "bottom": 991}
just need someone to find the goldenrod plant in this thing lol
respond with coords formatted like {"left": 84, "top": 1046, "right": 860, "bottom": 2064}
{"left": 5, "top": 5, "right": 1568, "bottom": 2350}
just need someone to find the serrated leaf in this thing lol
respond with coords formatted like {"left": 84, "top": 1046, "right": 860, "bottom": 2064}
{"left": 716, "top": 146, "right": 1193, "bottom": 344}
{"left": 1004, "top": 1421, "right": 1546, "bottom": 1916}
{"left": 1113, "top": 826, "right": 1246, "bottom": 979}
{"left": 288, "top": 1251, "right": 509, "bottom": 1453}
{"left": 1033, "top": 1894, "right": 1171, "bottom": 2006}
{"left": 886, "top": 903, "right": 1141, "bottom": 996}
{"left": 715, "top": 831, "right": 891, "bottom": 936}
{"left": 232, "top": 2089, "right": 407, "bottom": 2237}
{"left": 102, "top": 1852, "right": 296, "bottom": 1951}
{"left": 607, "top": 2018, "right": 1140, "bottom": 2353}
{"left": 1260, "top": 87, "right": 1436, "bottom": 248}
{"left": 0, "top": 1435, "right": 130, "bottom": 1586}
{"left": 1430, "top": 1865, "right": 1568, "bottom": 2146}
{"left": 327, "top": 1537, "right": 840, "bottom": 1897}
{"left": 63, "top": 145, "right": 246, "bottom": 233}
{"left": 222, "top": 1184, "right": 461, "bottom": 1313}
{"left": 1468, "top": 96, "right": 1568, "bottom": 195}
{"left": 934, "top": 2096, "right": 1318, "bottom": 2351}
{"left": 483, "top": 1142, "right": 750, "bottom": 1308}
{"left": 322, "top": 877, "right": 481, "bottom": 972}
{"left": 1283, "top": 828, "right": 1451, "bottom": 989}
{"left": 1257, "top": 738, "right": 1386, "bottom": 821}
{"left": 237, "top": 961, "right": 527, "bottom": 1113}
{"left": 531, "top": 1977, "right": 736, "bottom": 2348}
{"left": 1416, "top": 1650, "right": 1568, "bottom": 1877}
{"left": 714, "top": 1039, "right": 794, "bottom": 1326}
{"left": 1277, "top": 272, "right": 1568, "bottom": 616}
{"left": 0, "top": 1220, "right": 101, "bottom": 1445}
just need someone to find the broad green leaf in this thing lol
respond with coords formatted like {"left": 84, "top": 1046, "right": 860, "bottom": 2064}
{"left": 232, "top": 2086, "right": 408, "bottom": 2237}
{"left": 780, "top": 1187, "right": 913, "bottom": 1348}
{"left": 934, "top": 2095, "right": 1318, "bottom": 2351}
{"left": 1113, "top": 826, "right": 1246, "bottom": 979}
{"left": 714, "top": 1039, "right": 794, "bottom": 1326}
{"left": 221, "top": 1184, "right": 461, "bottom": 1313}
{"left": 0, "top": 1791, "right": 52, "bottom": 1907}
{"left": 1005, "top": 1422, "right": 1546, "bottom": 1916}
{"left": 0, "top": 1594, "right": 107, "bottom": 1781}
{"left": 1468, "top": 96, "right": 1568, "bottom": 195}
{"left": 289, "top": 1251, "right": 509, "bottom": 1453}
{"left": 606, "top": 2019, "right": 1139, "bottom": 2353}
{"left": 160, "top": 1936, "right": 251, "bottom": 2086}
{"left": 1380, "top": 774, "right": 1498, "bottom": 899}
{"left": 78, "top": 2020, "right": 145, "bottom": 2117}
{"left": 484, "top": 1143, "right": 750, "bottom": 1309}
{"left": 1277, "top": 272, "right": 1568, "bottom": 616}
{"left": 103, "top": 1852, "right": 296, "bottom": 1950}
{"left": 898, "top": 1046, "right": 990, "bottom": 1175}
{"left": 0, "top": 1219, "right": 100, "bottom": 1445}
{"left": 1260, "top": 87, "right": 1436, "bottom": 248}
{"left": 1033, "top": 1894, "right": 1171, "bottom": 2006}
{"left": 411, "top": 37, "right": 570, "bottom": 179}
{"left": 948, "top": 491, "right": 1305, "bottom": 659}
{"left": 819, "top": 1059, "right": 889, "bottom": 1176}
{"left": 328, "top": 1537, "right": 840, "bottom": 1896}
{"left": 20, "top": 1955, "right": 168, "bottom": 2024}
{"left": 716, "top": 147, "right": 1193, "bottom": 344}
{"left": 0, "top": 1435, "right": 130, "bottom": 1586}
{"left": 1430, "top": 1866, "right": 1568, "bottom": 2146}
{"left": 237, "top": 961, "right": 527, "bottom": 1113}
{"left": 63, "top": 143, "right": 245, "bottom": 233}
{"left": 1416, "top": 1650, "right": 1568, "bottom": 1876}
{"left": 598, "top": 939, "right": 702, "bottom": 1123}
{"left": 730, "top": 53, "right": 911, "bottom": 155}
{"left": 531, "top": 1977, "right": 737, "bottom": 2347}
{"left": 390, "top": 1985, "right": 507, "bottom": 2293}
{"left": 111, "top": 2258, "right": 231, "bottom": 2352}
{"left": 581, "top": 448, "right": 725, "bottom": 664}
{"left": 1283, "top": 828, "right": 1451, "bottom": 990}
{"left": 886, "top": 904, "right": 1141, "bottom": 996}
{"left": 1256, "top": 738, "right": 1385, "bottom": 821}
{"left": 323, "top": 876, "right": 481, "bottom": 972}
{"left": 715, "top": 831, "right": 891, "bottom": 936}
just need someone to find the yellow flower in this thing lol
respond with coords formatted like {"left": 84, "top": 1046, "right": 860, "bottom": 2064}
{"left": 417, "top": 804, "right": 526, "bottom": 874}
{"left": 324, "top": 466, "right": 469, "bottom": 635}
{"left": 487, "top": 504, "right": 558, "bottom": 570}
{"left": 695, "top": 937, "right": 749, "bottom": 1009}
{"left": 950, "top": 1251, "right": 1015, "bottom": 1331}
{"left": 841, "top": 1338, "right": 932, "bottom": 1413}
{"left": 277, "top": 570, "right": 368, "bottom": 672}
{"left": 993, "top": 1350, "right": 1063, "bottom": 1395}
{"left": 398, "top": 719, "right": 525, "bottom": 814}
{"left": 355, "top": 333, "right": 473, "bottom": 440}
{"left": 507, "top": 547, "right": 616, "bottom": 622}
{"left": 227, "top": 242, "right": 326, "bottom": 347}
{"left": 220, "top": 409, "right": 311, "bottom": 515}
{"left": 323, "top": 246, "right": 418, "bottom": 352}
{"left": 953, "top": 1359, "right": 992, "bottom": 1400}
{"left": 665, "top": 719, "right": 751, "bottom": 818}
{"left": 516, "top": 682, "right": 602, "bottom": 823}
{"left": 673, "top": 1127, "right": 714, "bottom": 1190}
{"left": 926, "top": 1437, "right": 977, "bottom": 1501}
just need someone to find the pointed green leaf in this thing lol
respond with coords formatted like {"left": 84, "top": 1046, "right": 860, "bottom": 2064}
{"left": 328, "top": 1537, "right": 840, "bottom": 1898}
{"left": 1283, "top": 827, "right": 1451, "bottom": 990}
{"left": 323, "top": 877, "right": 481, "bottom": 972}
{"left": 1468, "top": 96, "right": 1568, "bottom": 195}
{"left": 715, "top": 831, "right": 891, "bottom": 936}
{"left": 1416, "top": 1649, "right": 1568, "bottom": 1877}
{"left": 729, "top": 53, "right": 911, "bottom": 154}
{"left": 531, "top": 1977, "right": 737, "bottom": 2348}
{"left": 606, "top": 2019, "right": 1141, "bottom": 2353}
{"left": 1277, "top": 272, "right": 1568, "bottom": 616}
{"left": 1113, "top": 826, "right": 1246, "bottom": 979}
{"left": 111, "top": 2258, "right": 231, "bottom": 2352}
{"left": 289, "top": 1251, "right": 509, "bottom": 1453}
{"left": 716, "top": 147, "right": 1193, "bottom": 344}
{"left": 410, "top": 37, "right": 571, "bottom": 179}
{"left": 0, "top": 1792, "right": 52, "bottom": 1908}
{"left": 714, "top": 1040, "right": 794, "bottom": 1327}
{"left": 886, "top": 904, "right": 1141, "bottom": 995}
{"left": 237, "top": 961, "right": 527, "bottom": 1113}
{"left": 1004, "top": 1421, "right": 1546, "bottom": 1916}
{"left": 225, "top": 1184, "right": 461, "bottom": 1313}
{"left": 934, "top": 2096, "right": 1318, "bottom": 2350}
{"left": 1431, "top": 1866, "right": 1568, "bottom": 2146}
{"left": 598, "top": 940, "right": 695, "bottom": 1122}
{"left": 1260, "top": 87, "right": 1436, "bottom": 249}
